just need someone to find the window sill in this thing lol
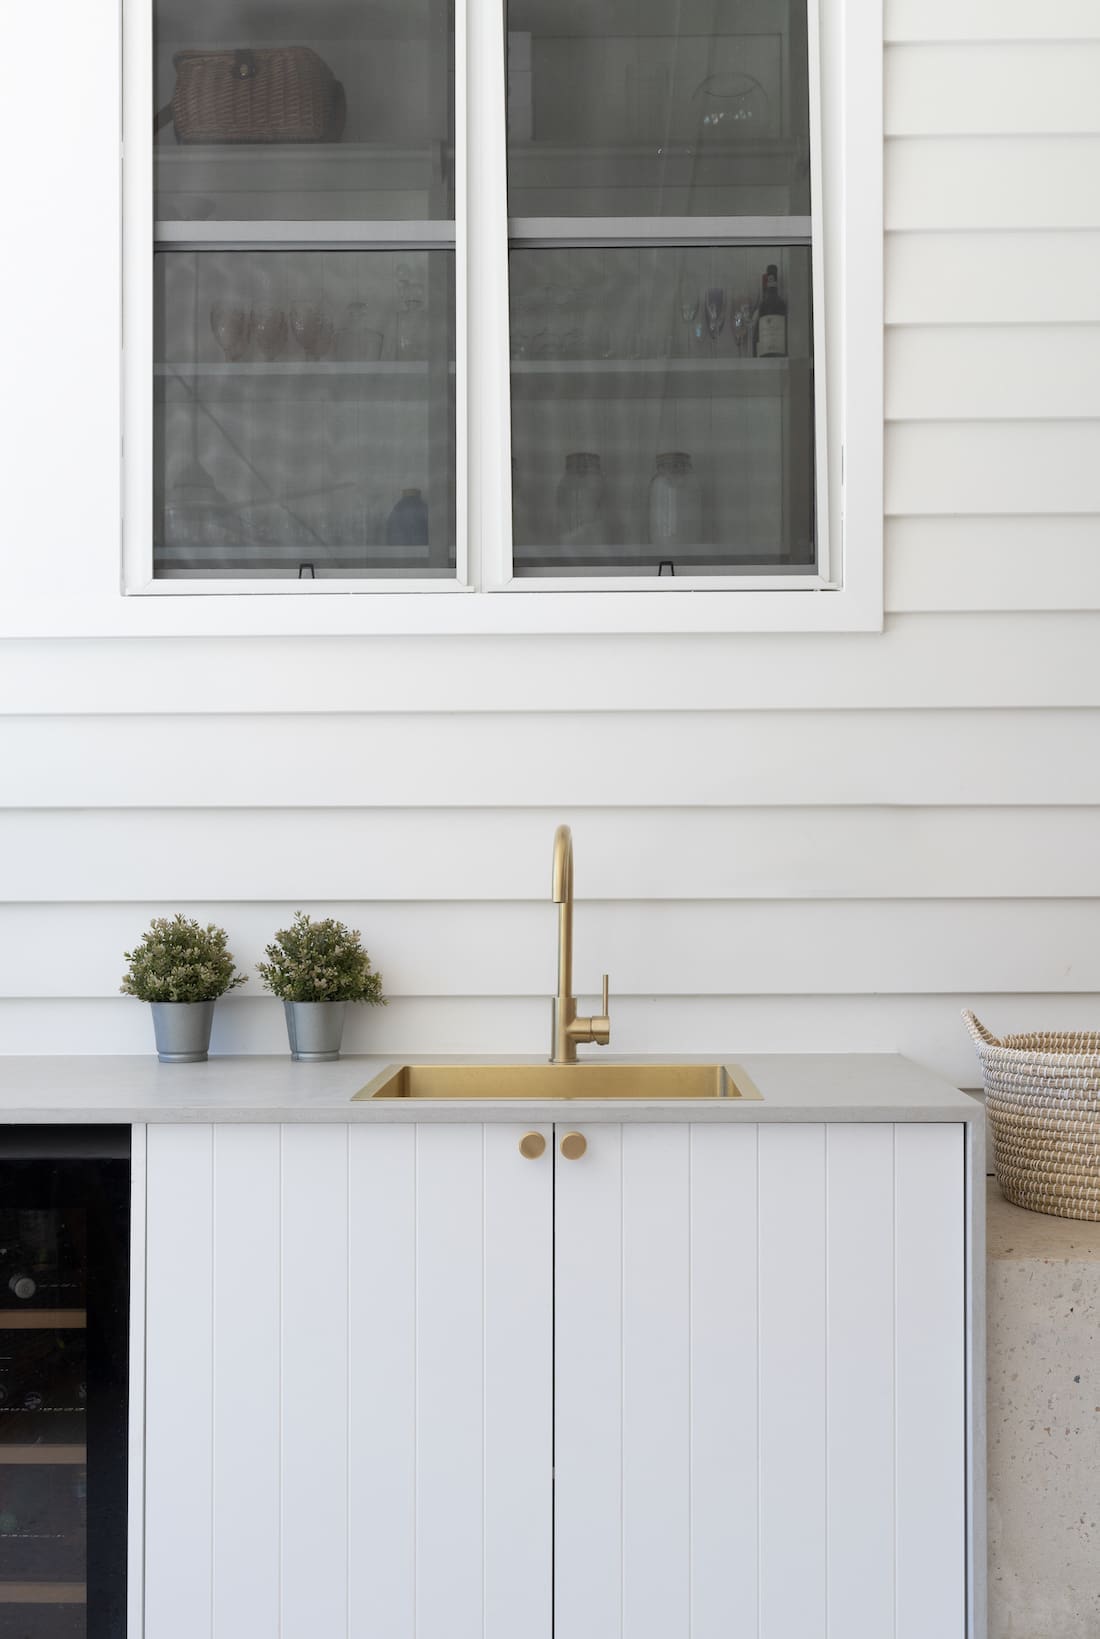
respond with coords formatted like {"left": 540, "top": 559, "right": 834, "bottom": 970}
{"left": 1, "top": 580, "right": 884, "bottom": 638}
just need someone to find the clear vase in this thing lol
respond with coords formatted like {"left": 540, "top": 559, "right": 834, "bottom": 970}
{"left": 556, "top": 453, "right": 606, "bottom": 549}
{"left": 649, "top": 452, "right": 703, "bottom": 552}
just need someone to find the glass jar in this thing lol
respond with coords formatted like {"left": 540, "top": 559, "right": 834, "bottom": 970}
{"left": 556, "top": 453, "right": 606, "bottom": 549}
{"left": 648, "top": 452, "right": 702, "bottom": 551}
{"left": 385, "top": 487, "right": 429, "bottom": 548}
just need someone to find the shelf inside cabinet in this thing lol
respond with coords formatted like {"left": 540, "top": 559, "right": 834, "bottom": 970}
{"left": 154, "top": 144, "right": 456, "bottom": 236}
{"left": 155, "top": 360, "right": 451, "bottom": 404}
{"left": 510, "top": 354, "right": 799, "bottom": 400}
{"left": 0, "top": 1311, "right": 86, "bottom": 1330}
{"left": 0, "top": 1583, "right": 87, "bottom": 1604}
{"left": 0, "top": 1447, "right": 86, "bottom": 1467}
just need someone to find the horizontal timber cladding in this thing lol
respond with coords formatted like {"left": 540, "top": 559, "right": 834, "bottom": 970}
{"left": 2, "top": 614, "right": 1100, "bottom": 711}
{"left": 3, "top": 710, "right": 1100, "bottom": 807}
{"left": 4, "top": 805, "right": 1100, "bottom": 901}
{"left": 4, "top": 898, "right": 1100, "bottom": 999}
{"left": 886, "top": 42, "right": 1100, "bottom": 135}
{"left": 885, "top": 0, "right": 1100, "bottom": 42}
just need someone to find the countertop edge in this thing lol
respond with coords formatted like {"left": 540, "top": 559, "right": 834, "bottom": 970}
{"left": 0, "top": 1100, "right": 982, "bottom": 1127}
{"left": 0, "top": 1053, "right": 981, "bottom": 1123}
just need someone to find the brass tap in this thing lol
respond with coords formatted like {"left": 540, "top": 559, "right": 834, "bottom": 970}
{"left": 550, "top": 824, "right": 611, "bottom": 1065}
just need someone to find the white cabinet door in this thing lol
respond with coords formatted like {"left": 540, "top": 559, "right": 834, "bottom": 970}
{"left": 553, "top": 1122, "right": 967, "bottom": 1639}
{"left": 143, "top": 1122, "right": 553, "bottom": 1639}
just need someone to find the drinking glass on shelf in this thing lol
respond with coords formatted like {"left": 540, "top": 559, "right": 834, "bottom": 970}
{"left": 704, "top": 286, "right": 727, "bottom": 346}
{"left": 210, "top": 303, "right": 252, "bottom": 362}
{"left": 396, "top": 300, "right": 428, "bottom": 362}
{"left": 394, "top": 262, "right": 428, "bottom": 361}
{"left": 677, "top": 277, "right": 701, "bottom": 355}
{"left": 732, "top": 296, "right": 753, "bottom": 358}
{"left": 584, "top": 318, "right": 613, "bottom": 360}
{"left": 289, "top": 300, "right": 334, "bottom": 361}
{"left": 252, "top": 305, "right": 288, "bottom": 362}
{"left": 334, "top": 302, "right": 384, "bottom": 362}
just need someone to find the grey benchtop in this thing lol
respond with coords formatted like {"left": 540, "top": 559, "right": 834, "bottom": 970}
{"left": 0, "top": 1052, "right": 980, "bottom": 1125}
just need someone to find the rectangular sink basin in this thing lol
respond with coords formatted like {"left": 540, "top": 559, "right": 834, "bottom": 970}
{"left": 353, "top": 1062, "right": 762, "bottom": 1101}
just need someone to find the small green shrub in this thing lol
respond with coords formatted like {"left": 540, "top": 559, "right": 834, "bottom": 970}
{"left": 257, "top": 912, "right": 386, "bottom": 1005}
{"left": 121, "top": 915, "right": 247, "bottom": 1004}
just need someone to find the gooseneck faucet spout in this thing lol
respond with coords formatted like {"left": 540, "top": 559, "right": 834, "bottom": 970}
{"left": 551, "top": 824, "right": 611, "bottom": 1065}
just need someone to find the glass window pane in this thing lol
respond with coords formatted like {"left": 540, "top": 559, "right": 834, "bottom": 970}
{"left": 155, "top": 251, "right": 456, "bottom": 579}
{"left": 506, "top": 0, "right": 809, "bottom": 219}
{"left": 154, "top": 0, "right": 455, "bottom": 222}
{"left": 509, "top": 246, "right": 814, "bottom": 576}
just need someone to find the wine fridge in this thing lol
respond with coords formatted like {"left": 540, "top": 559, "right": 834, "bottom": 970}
{"left": 0, "top": 1129, "right": 130, "bottom": 1638}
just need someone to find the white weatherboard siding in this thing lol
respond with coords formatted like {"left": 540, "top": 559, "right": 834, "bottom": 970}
{"left": 1, "top": 7, "right": 1099, "bottom": 1082}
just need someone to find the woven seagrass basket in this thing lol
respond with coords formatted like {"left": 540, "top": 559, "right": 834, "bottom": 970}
{"left": 964, "top": 1010, "right": 1100, "bottom": 1221}
{"left": 170, "top": 47, "right": 346, "bottom": 145}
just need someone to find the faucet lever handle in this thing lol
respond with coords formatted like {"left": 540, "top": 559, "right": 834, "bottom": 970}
{"left": 590, "top": 974, "right": 611, "bottom": 1048}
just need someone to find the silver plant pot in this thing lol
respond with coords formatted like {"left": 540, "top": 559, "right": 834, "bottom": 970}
{"left": 150, "top": 1000, "right": 216, "bottom": 1064}
{"left": 284, "top": 1000, "right": 347, "bottom": 1062}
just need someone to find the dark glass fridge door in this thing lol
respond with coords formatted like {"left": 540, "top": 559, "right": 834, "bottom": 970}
{"left": 0, "top": 1129, "right": 130, "bottom": 1639}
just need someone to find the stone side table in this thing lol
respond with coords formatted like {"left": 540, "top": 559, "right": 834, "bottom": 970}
{"left": 988, "top": 1180, "right": 1100, "bottom": 1638}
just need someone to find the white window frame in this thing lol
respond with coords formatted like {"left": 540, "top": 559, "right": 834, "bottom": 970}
{"left": 120, "top": 0, "right": 882, "bottom": 636}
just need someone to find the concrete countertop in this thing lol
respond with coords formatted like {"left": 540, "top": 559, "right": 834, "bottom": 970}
{"left": 0, "top": 1052, "right": 980, "bottom": 1125}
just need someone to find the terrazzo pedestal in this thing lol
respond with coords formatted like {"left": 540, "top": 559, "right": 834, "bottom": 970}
{"left": 988, "top": 1180, "right": 1100, "bottom": 1638}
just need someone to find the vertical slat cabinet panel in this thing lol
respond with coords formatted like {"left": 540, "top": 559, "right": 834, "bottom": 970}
{"left": 347, "top": 1122, "right": 553, "bottom": 1639}
{"left": 826, "top": 1125, "right": 896, "bottom": 1638}
{"left": 211, "top": 1125, "right": 281, "bottom": 1637}
{"left": 415, "top": 1124, "right": 485, "bottom": 1639}
{"left": 348, "top": 1124, "right": 417, "bottom": 1633}
{"left": 555, "top": 1122, "right": 762, "bottom": 1639}
{"left": 483, "top": 1123, "right": 554, "bottom": 1639}
{"left": 621, "top": 1125, "right": 691, "bottom": 1639}
{"left": 144, "top": 1124, "right": 215, "bottom": 1639}
{"left": 758, "top": 1123, "right": 827, "bottom": 1639}
{"left": 689, "top": 1124, "right": 760, "bottom": 1638}
{"left": 280, "top": 1125, "right": 349, "bottom": 1639}
{"left": 895, "top": 1124, "right": 967, "bottom": 1639}
{"left": 554, "top": 1122, "right": 624, "bottom": 1639}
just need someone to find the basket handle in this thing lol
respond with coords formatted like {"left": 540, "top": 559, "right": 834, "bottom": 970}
{"left": 962, "top": 1009, "right": 999, "bottom": 1049}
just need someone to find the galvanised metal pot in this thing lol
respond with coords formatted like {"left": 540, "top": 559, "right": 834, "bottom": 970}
{"left": 284, "top": 1000, "right": 347, "bottom": 1062}
{"left": 150, "top": 1000, "right": 216, "bottom": 1063}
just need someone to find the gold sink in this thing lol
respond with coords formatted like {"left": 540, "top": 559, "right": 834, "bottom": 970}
{"left": 353, "top": 1062, "right": 762, "bottom": 1101}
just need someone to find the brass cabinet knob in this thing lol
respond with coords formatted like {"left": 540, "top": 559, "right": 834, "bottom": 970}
{"left": 560, "top": 1131, "right": 587, "bottom": 1161}
{"left": 519, "top": 1132, "right": 546, "bottom": 1159}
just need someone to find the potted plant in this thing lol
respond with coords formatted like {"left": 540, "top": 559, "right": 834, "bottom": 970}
{"left": 121, "top": 915, "right": 246, "bottom": 1063}
{"left": 258, "top": 911, "right": 386, "bottom": 1062}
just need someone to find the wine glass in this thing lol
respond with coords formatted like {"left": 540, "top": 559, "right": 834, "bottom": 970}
{"left": 210, "top": 303, "right": 251, "bottom": 362}
{"left": 253, "top": 305, "right": 288, "bottom": 362}
{"left": 732, "top": 295, "right": 753, "bottom": 358}
{"left": 289, "top": 300, "right": 334, "bottom": 362}
{"left": 704, "top": 286, "right": 727, "bottom": 346}
{"left": 677, "top": 276, "right": 701, "bottom": 355}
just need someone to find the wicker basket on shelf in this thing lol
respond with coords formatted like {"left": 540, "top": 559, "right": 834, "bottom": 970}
{"left": 964, "top": 1010, "right": 1100, "bottom": 1221}
{"left": 170, "top": 47, "right": 346, "bottom": 145}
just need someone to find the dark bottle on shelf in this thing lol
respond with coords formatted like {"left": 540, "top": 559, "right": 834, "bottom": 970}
{"left": 749, "top": 273, "right": 765, "bottom": 357}
{"left": 756, "top": 264, "right": 788, "bottom": 358}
